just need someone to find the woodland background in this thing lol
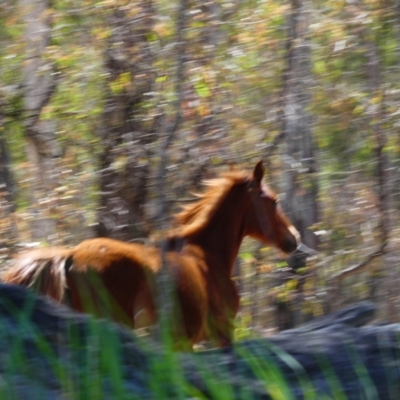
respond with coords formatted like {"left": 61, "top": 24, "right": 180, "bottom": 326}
{"left": 1, "top": 0, "right": 400, "bottom": 338}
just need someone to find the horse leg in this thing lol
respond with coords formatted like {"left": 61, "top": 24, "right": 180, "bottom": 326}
{"left": 208, "top": 279, "right": 240, "bottom": 347}
{"left": 133, "top": 285, "right": 156, "bottom": 329}
{"left": 172, "top": 262, "right": 208, "bottom": 348}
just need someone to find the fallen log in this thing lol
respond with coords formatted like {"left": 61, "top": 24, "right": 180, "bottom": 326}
{"left": 0, "top": 283, "right": 398, "bottom": 399}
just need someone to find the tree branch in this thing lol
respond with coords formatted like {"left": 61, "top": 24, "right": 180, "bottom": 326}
{"left": 331, "top": 241, "right": 388, "bottom": 283}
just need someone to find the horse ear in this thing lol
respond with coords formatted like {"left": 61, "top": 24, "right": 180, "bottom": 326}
{"left": 253, "top": 160, "right": 265, "bottom": 186}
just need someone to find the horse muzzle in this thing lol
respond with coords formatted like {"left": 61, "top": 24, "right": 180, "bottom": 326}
{"left": 281, "top": 226, "right": 300, "bottom": 254}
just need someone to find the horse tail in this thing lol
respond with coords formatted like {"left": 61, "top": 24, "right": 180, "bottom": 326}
{"left": 1, "top": 248, "right": 74, "bottom": 303}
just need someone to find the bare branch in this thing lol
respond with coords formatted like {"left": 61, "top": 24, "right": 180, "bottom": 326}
{"left": 331, "top": 241, "right": 388, "bottom": 283}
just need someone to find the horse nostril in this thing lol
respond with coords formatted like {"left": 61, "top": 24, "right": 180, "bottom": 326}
{"left": 282, "top": 236, "right": 298, "bottom": 254}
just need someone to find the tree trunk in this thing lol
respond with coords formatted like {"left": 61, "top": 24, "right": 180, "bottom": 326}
{"left": 95, "top": 1, "right": 155, "bottom": 241}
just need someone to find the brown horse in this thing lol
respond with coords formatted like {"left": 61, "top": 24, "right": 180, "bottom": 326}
{"left": 2, "top": 161, "right": 299, "bottom": 347}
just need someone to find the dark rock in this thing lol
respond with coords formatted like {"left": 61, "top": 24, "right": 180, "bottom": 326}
{"left": 0, "top": 283, "right": 399, "bottom": 399}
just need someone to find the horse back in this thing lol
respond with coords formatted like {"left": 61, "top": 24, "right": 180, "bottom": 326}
{"left": 71, "top": 237, "right": 160, "bottom": 273}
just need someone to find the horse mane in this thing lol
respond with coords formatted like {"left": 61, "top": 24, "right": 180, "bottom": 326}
{"left": 173, "top": 170, "right": 252, "bottom": 237}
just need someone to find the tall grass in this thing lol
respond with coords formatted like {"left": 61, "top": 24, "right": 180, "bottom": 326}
{"left": 0, "top": 285, "right": 385, "bottom": 399}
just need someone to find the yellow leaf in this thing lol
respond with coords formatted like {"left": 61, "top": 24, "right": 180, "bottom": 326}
{"left": 153, "top": 23, "right": 170, "bottom": 37}
{"left": 370, "top": 95, "right": 382, "bottom": 105}
{"left": 119, "top": 72, "right": 131, "bottom": 86}
{"left": 353, "top": 105, "right": 365, "bottom": 115}
{"left": 109, "top": 80, "right": 122, "bottom": 94}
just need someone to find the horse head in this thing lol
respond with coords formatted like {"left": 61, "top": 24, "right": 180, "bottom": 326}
{"left": 245, "top": 161, "right": 299, "bottom": 254}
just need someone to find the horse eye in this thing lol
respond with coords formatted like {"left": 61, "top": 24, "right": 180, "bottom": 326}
{"left": 261, "top": 192, "right": 277, "bottom": 206}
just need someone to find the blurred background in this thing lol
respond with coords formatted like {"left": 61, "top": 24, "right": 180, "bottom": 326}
{"left": 0, "top": 0, "right": 400, "bottom": 338}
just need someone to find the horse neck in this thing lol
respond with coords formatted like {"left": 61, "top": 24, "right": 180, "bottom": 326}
{"left": 183, "top": 187, "right": 249, "bottom": 277}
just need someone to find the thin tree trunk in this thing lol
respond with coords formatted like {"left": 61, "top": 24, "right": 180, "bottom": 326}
{"left": 0, "top": 133, "right": 13, "bottom": 208}
{"left": 155, "top": 0, "right": 188, "bottom": 344}
{"left": 277, "top": 0, "right": 318, "bottom": 330}
{"left": 281, "top": 0, "right": 319, "bottom": 252}
{"left": 0, "top": 100, "right": 13, "bottom": 208}
{"left": 156, "top": 0, "right": 187, "bottom": 225}
{"left": 365, "top": 24, "right": 394, "bottom": 321}
{"left": 20, "top": 0, "right": 59, "bottom": 241}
